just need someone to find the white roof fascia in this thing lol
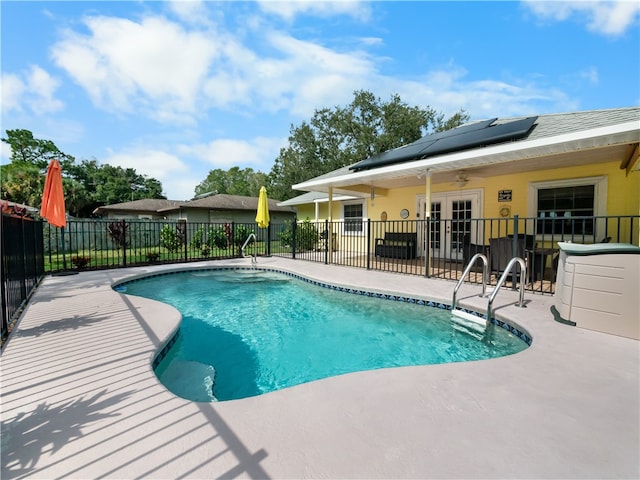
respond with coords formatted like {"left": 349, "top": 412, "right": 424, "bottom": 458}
{"left": 293, "top": 120, "right": 639, "bottom": 191}
{"left": 313, "top": 195, "right": 359, "bottom": 204}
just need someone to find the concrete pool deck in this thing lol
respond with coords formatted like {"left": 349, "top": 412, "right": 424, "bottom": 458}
{"left": 1, "top": 257, "right": 638, "bottom": 479}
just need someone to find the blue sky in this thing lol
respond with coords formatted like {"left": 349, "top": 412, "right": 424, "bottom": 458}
{"left": 2, "top": 1, "right": 639, "bottom": 201}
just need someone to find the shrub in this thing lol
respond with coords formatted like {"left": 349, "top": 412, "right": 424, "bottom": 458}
{"left": 71, "top": 255, "right": 91, "bottom": 269}
{"left": 108, "top": 221, "right": 129, "bottom": 248}
{"left": 234, "top": 225, "right": 255, "bottom": 247}
{"left": 191, "top": 225, "right": 227, "bottom": 255}
{"left": 297, "top": 219, "right": 318, "bottom": 251}
{"left": 160, "top": 224, "right": 184, "bottom": 253}
{"left": 210, "top": 226, "right": 229, "bottom": 249}
{"left": 146, "top": 251, "right": 160, "bottom": 262}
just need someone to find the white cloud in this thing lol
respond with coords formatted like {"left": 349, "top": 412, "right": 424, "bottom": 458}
{"left": 378, "top": 65, "right": 577, "bottom": 120}
{"left": 0, "top": 73, "right": 26, "bottom": 113}
{"left": 51, "top": 15, "right": 220, "bottom": 122}
{"left": 1, "top": 67, "right": 62, "bottom": 116}
{"left": 523, "top": 0, "right": 640, "bottom": 36}
{"left": 578, "top": 66, "right": 599, "bottom": 85}
{"left": 26, "top": 65, "right": 64, "bottom": 114}
{"left": 256, "top": 0, "right": 371, "bottom": 21}
{"left": 0, "top": 140, "right": 13, "bottom": 164}
{"left": 167, "top": 0, "right": 210, "bottom": 25}
{"left": 180, "top": 136, "right": 286, "bottom": 171}
{"left": 102, "top": 147, "right": 194, "bottom": 199}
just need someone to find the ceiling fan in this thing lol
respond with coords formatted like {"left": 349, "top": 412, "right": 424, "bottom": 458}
{"left": 453, "top": 171, "right": 470, "bottom": 187}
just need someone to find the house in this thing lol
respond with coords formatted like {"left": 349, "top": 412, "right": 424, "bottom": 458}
{"left": 92, "top": 199, "right": 186, "bottom": 220}
{"left": 93, "top": 194, "right": 296, "bottom": 224}
{"left": 288, "top": 107, "right": 640, "bottom": 258}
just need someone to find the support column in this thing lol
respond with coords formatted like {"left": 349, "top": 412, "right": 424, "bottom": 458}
{"left": 424, "top": 170, "right": 432, "bottom": 277}
{"left": 328, "top": 187, "right": 333, "bottom": 264}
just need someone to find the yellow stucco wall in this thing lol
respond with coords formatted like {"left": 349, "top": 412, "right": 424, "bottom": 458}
{"left": 298, "top": 160, "right": 638, "bottom": 222}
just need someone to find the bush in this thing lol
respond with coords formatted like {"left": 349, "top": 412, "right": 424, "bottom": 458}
{"left": 191, "top": 225, "right": 228, "bottom": 255}
{"left": 160, "top": 224, "right": 183, "bottom": 253}
{"left": 279, "top": 219, "right": 318, "bottom": 251}
{"left": 279, "top": 221, "right": 294, "bottom": 247}
{"left": 71, "top": 255, "right": 91, "bottom": 269}
{"left": 210, "top": 225, "right": 229, "bottom": 249}
{"left": 234, "top": 225, "right": 255, "bottom": 247}
{"left": 108, "top": 221, "right": 129, "bottom": 248}
{"left": 145, "top": 251, "right": 160, "bottom": 262}
{"left": 297, "top": 219, "right": 318, "bottom": 251}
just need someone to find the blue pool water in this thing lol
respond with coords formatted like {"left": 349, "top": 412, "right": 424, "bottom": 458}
{"left": 120, "top": 268, "right": 529, "bottom": 402}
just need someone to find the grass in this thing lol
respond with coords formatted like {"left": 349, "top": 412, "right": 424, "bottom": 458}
{"left": 43, "top": 240, "right": 290, "bottom": 272}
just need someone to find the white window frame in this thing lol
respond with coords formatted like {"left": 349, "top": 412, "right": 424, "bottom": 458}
{"left": 341, "top": 200, "right": 367, "bottom": 236}
{"left": 528, "top": 176, "right": 607, "bottom": 240}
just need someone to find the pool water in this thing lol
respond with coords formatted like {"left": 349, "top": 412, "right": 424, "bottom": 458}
{"left": 121, "top": 269, "right": 528, "bottom": 402}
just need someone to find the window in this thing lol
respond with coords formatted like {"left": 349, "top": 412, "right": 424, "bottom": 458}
{"left": 529, "top": 177, "right": 607, "bottom": 237}
{"left": 343, "top": 203, "right": 364, "bottom": 233}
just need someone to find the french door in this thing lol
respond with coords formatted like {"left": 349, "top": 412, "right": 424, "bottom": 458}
{"left": 417, "top": 190, "right": 482, "bottom": 260}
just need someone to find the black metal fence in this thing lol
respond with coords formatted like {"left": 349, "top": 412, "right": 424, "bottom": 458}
{"left": 275, "top": 215, "right": 639, "bottom": 295}
{"left": 2, "top": 214, "right": 638, "bottom": 339}
{"left": 1, "top": 214, "right": 45, "bottom": 340}
{"left": 41, "top": 219, "right": 286, "bottom": 272}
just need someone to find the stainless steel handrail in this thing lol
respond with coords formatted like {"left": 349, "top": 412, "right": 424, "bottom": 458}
{"left": 241, "top": 233, "right": 257, "bottom": 264}
{"left": 452, "top": 253, "right": 488, "bottom": 312}
{"left": 487, "top": 257, "right": 527, "bottom": 322}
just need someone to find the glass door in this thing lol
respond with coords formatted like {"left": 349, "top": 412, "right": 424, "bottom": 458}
{"left": 417, "top": 190, "right": 482, "bottom": 260}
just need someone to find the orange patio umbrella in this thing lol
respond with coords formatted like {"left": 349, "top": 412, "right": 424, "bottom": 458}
{"left": 41, "top": 159, "right": 70, "bottom": 271}
{"left": 41, "top": 159, "right": 66, "bottom": 228}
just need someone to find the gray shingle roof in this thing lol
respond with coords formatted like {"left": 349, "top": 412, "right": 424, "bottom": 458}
{"left": 93, "top": 199, "right": 186, "bottom": 215}
{"left": 499, "top": 106, "right": 639, "bottom": 141}
{"left": 178, "top": 194, "right": 294, "bottom": 213}
{"left": 295, "top": 106, "right": 640, "bottom": 185}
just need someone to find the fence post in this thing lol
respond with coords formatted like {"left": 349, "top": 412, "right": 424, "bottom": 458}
{"left": 231, "top": 222, "right": 236, "bottom": 257}
{"left": 366, "top": 219, "right": 371, "bottom": 270}
{"left": 324, "top": 219, "right": 329, "bottom": 265}
{"left": 291, "top": 218, "right": 297, "bottom": 259}
{"left": 424, "top": 218, "right": 431, "bottom": 277}
{"left": 511, "top": 214, "right": 519, "bottom": 289}
{"left": 121, "top": 219, "right": 127, "bottom": 267}
{"left": 267, "top": 223, "right": 271, "bottom": 257}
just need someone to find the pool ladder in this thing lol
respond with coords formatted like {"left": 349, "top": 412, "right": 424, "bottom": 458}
{"left": 451, "top": 254, "right": 527, "bottom": 335}
{"left": 241, "top": 233, "right": 257, "bottom": 265}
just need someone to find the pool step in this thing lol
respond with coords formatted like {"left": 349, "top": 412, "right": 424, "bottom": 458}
{"left": 450, "top": 309, "right": 487, "bottom": 340}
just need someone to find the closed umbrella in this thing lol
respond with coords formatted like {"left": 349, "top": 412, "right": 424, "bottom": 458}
{"left": 255, "top": 186, "right": 270, "bottom": 228}
{"left": 41, "top": 159, "right": 69, "bottom": 271}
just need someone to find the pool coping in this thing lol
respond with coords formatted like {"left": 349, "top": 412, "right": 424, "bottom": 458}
{"left": 1, "top": 257, "right": 638, "bottom": 479}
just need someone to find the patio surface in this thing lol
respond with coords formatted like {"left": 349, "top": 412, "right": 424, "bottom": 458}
{"left": 1, "top": 257, "right": 638, "bottom": 479}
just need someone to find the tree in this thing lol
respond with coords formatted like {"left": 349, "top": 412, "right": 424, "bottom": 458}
{"left": 268, "top": 90, "right": 469, "bottom": 201}
{"left": 1, "top": 129, "right": 166, "bottom": 217}
{"left": 194, "top": 167, "right": 268, "bottom": 198}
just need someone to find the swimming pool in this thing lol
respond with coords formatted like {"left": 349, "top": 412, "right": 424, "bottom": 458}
{"left": 117, "top": 267, "right": 529, "bottom": 402}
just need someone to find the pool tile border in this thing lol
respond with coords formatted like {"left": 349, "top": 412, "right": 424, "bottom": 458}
{"left": 114, "top": 266, "right": 533, "bottom": 369}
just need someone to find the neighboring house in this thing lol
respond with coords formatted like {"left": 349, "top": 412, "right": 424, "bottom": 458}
{"left": 290, "top": 107, "right": 640, "bottom": 253}
{"left": 93, "top": 194, "right": 296, "bottom": 224}
{"left": 92, "top": 199, "right": 186, "bottom": 220}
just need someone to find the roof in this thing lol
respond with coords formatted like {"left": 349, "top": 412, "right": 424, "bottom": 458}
{"left": 349, "top": 116, "right": 538, "bottom": 171}
{"left": 160, "top": 194, "right": 295, "bottom": 213}
{"left": 293, "top": 106, "right": 640, "bottom": 194}
{"left": 277, "top": 191, "right": 360, "bottom": 206}
{"left": 92, "top": 199, "right": 185, "bottom": 215}
{"left": 93, "top": 195, "right": 295, "bottom": 215}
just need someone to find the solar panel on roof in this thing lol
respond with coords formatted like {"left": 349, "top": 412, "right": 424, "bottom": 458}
{"left": 349, "top": 116, "right": 538, "bottom": 172}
